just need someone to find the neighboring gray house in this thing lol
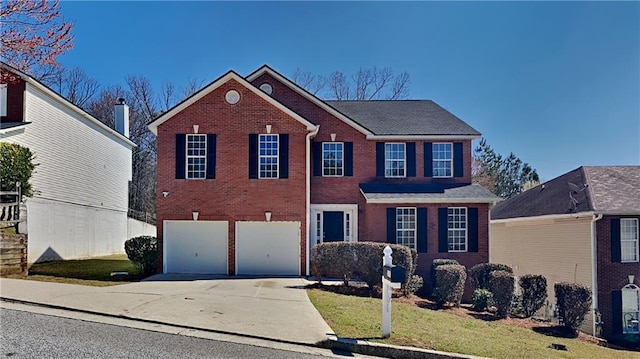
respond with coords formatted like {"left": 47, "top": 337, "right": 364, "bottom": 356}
{"left": 1, "top": 63, "right": 137, "bottom": 262}
{"left": 491, "top": 166, "right": 640, "bottom": 341}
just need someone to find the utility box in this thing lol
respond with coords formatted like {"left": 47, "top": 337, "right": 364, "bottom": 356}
{"left": 383, "top": 265, "right": 406, "bottom": 284}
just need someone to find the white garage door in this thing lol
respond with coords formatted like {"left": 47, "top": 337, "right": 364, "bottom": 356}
{"left": 236, "top": 221, "right": 300, "bottom": 276}
{"left": 163, "top": 220, "right": 228, "bottom": 274}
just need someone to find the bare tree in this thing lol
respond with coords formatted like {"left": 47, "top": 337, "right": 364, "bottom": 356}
{"left": 291, "top": 69, "right": 326, "bottom": 95}
{"left": 328, "top": 71, "right": 350, "bottom": 100}
{"left": 40, "top": 66, "right": 99, "bottom": 108}
{"left": 181, "top": 77, "right": 204, "bottom": 98}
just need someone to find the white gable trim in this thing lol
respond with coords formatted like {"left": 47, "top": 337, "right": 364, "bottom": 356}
{"left": 1, "top": 64, "right": 136, "bottom": 148}
{"left": 246, "top": 66, "right": 373, "bottom": 136}
{"left": 148, "top": 71, "right": 317, "bottom": 135}
{"left": 366, "top": 134, "right": 481, "bottom": 140}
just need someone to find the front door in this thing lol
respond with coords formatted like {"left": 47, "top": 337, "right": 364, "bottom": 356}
{"left": 323, "top": 211, "right": 344, "bottom": 242}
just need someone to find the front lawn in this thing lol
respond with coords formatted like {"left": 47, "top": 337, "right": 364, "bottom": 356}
{"left": 307, "top": 288, "right": 639, "bottom": 359}
{"left": 7, "top": 254, "right": 146, "bottom": 287}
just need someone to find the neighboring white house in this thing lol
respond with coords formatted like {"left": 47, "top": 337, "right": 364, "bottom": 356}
{"left": 1, "top": 63, "right": 137, "bottom": 262}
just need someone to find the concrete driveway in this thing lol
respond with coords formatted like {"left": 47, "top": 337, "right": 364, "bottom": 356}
{"left": 0, "top": 275, "right": 334, "bottom": 345}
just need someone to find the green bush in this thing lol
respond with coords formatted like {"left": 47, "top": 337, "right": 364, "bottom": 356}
{"left": 406, "top": 275, "right": 424, "bottom": 296}
{"left": 472, "top": 288, "right": 494, "bottom": 312}
{"left": 0, "top": 142, "right": 37, "bottom": 197}
{"left": 124, "top": 236, "right": 158, "bottom": 275}
{"left": 430, "top": 258, "right": 459, "bottom": 289}
{"left": 433, "top": 264, "right": 467, "bottom": 307}
{"left": 519, "top": 274, "right": 547, "bottom": 317}
{"left": 489, "top": 270, "right": 515, "bottom": 318}
{"left": 469, "top": 262, "right": 513, "bottom": 292}
{"left": 311, "top": 242, "right": 414, "bottom": 290}
{"left": 554, "top": 282, "right": 592, "bottom": 332}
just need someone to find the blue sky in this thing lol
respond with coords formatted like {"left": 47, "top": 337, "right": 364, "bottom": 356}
{"left": 58, "top": 1, "right": 639, "bottom": 181}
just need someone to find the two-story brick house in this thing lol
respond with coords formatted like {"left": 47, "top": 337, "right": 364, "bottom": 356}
{"left": 148, "top": 65, "right": 498, "bottom": 288}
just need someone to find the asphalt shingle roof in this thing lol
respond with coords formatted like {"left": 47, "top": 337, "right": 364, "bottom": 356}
{"left": 325, "top": 100, "right": 481, "bottom": 136}
{"left": 361, "top": 183, "right": 499, "bottom": 203}
{"left": 491, "top": 166, "right": 640, "bottom": 220}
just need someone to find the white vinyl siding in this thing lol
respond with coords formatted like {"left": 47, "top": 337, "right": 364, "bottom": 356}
{"left": 385, "top": 143, "right": 405, "bottom": 178}
{"left": 448, "top": 207, "right": 467, "bottom": 252}
{"left": 621, "top": 218, "right": 639, "bottom": 262}
{"left": 259, "top": 134, "right": 279, "bottom": 179}
{"left": 186, "top": 134, "right": 206, "bottom": 179}
{"left": 396, "top": 207, "right": 416, "bottom": 250}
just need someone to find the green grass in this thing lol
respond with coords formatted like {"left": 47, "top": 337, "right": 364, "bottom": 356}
{"left": 307, "top": 289, "right": 640, "bottom": 359}
{"left": 5, "top": 254, "right": 146, "bottom": 287}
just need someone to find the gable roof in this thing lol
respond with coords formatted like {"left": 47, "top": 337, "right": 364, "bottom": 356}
{"left": 360, "top": 183, "right": 499, "bottom": 204}
{"left": 491, "top": 166, "right": 640, "bottom": 220}
{"left": 148, "top": 70, "right": 317, "bottom": 135}
{"left": 326, "top": 100, "right": 481, "bottom": 138}
{"left": 1, "top": 62, "right": 135, "bottom": 148}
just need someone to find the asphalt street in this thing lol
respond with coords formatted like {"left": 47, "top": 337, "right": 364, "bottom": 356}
{"left": 0, "top": 308, "right": 358, "bottom": 359}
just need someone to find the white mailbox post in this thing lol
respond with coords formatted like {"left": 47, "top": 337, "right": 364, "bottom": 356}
{"left": 382, "top": 246, "right": 403, "bottom": 338}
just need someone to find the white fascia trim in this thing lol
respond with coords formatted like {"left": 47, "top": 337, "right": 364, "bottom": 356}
{"left": 149, "top": 71, "right": 318, "bottom": 135}
{"left": 20, "top": 78, "right": 136, "bottom": 148}
{"left": 246, "top": 66, "right": 373, "bottom": 136}
{"left": 490, "top": 211, "right": 597, "bottom": 224}
{"left": 0, "top": 123, "right": 30, "bottom": 135}
{"left": 366, "top": 134, "right": 481, "bottom": 140}
{"left": 305, "top": 125, "right": 319, "bottom": 276}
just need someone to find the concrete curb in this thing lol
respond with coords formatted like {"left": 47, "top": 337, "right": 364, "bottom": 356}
{"left": 321, "top": 336, "right": 492, "bottom": 359}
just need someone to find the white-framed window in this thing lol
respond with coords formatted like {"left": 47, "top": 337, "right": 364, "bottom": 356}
{"left": 396, "top": 207, "right": 416, "bottom": 250}
{"left": 433, "top": 142, "right": 453, "bottom": 178}
{"left": 385, "top": 143, "right": 406, "bottom": 178}
{"left": 186, "top": 134, "right": 206, "bottom": 179}
{"left": 259, "top": 134, "right": 279, "bottom": 179}
{"left": 621, "top": 218, "right": 639, "bottom": 262}
{"left": 0, "top": 83, "right": 7, "bottom": 117}
{"left": 622, "top": 283, "right": 640, "bottom": 334}
{"left": 345, "top": 212, "right": 351, "bottom": 240}
{"left": 322, "top": 142, "right": 344, "bottom": 176}
{"left": 448, "top": 207, "right": 467, "bottom": 252}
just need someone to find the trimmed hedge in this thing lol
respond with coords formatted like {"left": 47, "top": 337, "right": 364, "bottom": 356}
{"left": 519, "top": 274, "right": 547, "bottom": 318}
{"left": 469, "top": 262, "right": 513, "bottom": 292}
{"left": 430, "top": 259, "right": 460, "bottom": 289}
{"left": 554, "top": 282, "right": 592, "bottom": 332}
{"left": 433, "top": 264, "right": 467, "bottom": 307}
{"left": 124, "top": 236, "right": 158, "bottom": 275}
{"left": 489, "top": 270, "right": 515, "bottom": 318}
{"left": 472, "top": 288, "right": 493, "bottom": 312}
{"left": 311, "top": 242, "right": 415, "bottom": 290}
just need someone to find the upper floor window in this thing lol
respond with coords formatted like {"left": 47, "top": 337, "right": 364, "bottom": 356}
{"left": 259, "top": 134, "right": 279, "bottom": 179}
{"left": 448, "top": 207, "right": 467, "bottom": 252}
{"left": 385, "top": 143, "right": 405, "bottom": 178}
{"left": 396, "top": 207, "right": 416, "bottom": 250}
{"left": 621, "top": 218, "right": 639, "bottom": 262}
{"left": 186, "top": 134, "right": 206, "bottom": 179}
{"left": 433, "top": 142, "right": 453, "bottom": 178}
{"left": 323, "top": 142, "right": 343, "bottom": 176}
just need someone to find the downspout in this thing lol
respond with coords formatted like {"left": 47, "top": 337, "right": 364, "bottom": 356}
{"left": 591, "top": 213, "right": 603, "bottom": 336}
{"left": 305, "top": 126, "right": 320, "bottom": 276}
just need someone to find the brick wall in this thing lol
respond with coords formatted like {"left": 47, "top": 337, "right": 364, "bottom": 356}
{"left": 2, "top": 76, "right": 25, "bottom": 122}
{"left": 156, "top": 79, "right": 310, "bottom": 274}
{"left": 596, "top": 215, "right": 640, "bottom": 340}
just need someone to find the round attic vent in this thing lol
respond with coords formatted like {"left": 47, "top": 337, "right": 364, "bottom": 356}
{"left": 259, "top": 83, "right": 273, "bottom": 95}
{"left": 225, "top": 90, "right": 240, "bottom": 104}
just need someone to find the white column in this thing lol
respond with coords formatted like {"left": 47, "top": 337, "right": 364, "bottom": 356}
{"left": 382, "top": 246, "right": 393, "bottom": 338}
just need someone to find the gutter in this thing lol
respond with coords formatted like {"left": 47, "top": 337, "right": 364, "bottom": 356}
{"left": 591, "top": 213, "right": 603, "bottom": 336}
{"left": 305, "top": 125, "right": 320, "bottom": 276}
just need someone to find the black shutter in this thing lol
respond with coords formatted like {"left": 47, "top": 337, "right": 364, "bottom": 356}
{"left": 424, "top": 142, "right": 433, "bottom": 177}
{"left": 454, "top": 142, "right": 464, "bottom": 177}
{"left": 175, "top": 134, "right": 186, "bottom": 179}
{"left": 206, "top": 134, "right": 216, "bottom": 179}
{"left": 407, "top": 142, "right": 416, "bottom": 177}
{"left": 249, "top": 134, "right": 258, "bottom": 179}
{"left": 387, "top": 208, "right": 396, "bottom": 244}
{"left": 376, "top": 142, "right": 385, "bottom": 177}
{"left": 279, "top": 134, "right": 289, "bottom": 179}
{"left": 417, "top": 208, "right": 428, "bottom": 253}
{"left": 438, "top": 207, "right": 448, "bottom": 252}
{"left": 313, "top": 142, "right": 322, "bottom": 176}
{"left": 611, "top": 218, "right": 621, "bottom": 262}
{"left": 344, "top": 142, "right": 353, "bottom": 176}
{"left": 468, "top": 207, "right": 479, "bottom": 252}
{"left": 611, "top": 290, "right": 622, "bottom": 335}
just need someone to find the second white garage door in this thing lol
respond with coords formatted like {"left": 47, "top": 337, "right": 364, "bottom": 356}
{"left": 163, "top": 220, "right": 228, "bottom": 274}
{"left": 235, "top": 221, "right": 300, "bottom": 276}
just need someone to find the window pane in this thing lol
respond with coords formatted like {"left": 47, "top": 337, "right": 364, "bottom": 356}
{"left": 322, "top": 142, "right": 344, "bottom": 176}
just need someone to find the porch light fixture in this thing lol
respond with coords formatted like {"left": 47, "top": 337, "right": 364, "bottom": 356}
{"left": 266, "top": 124, "right": 272, "bottom": 134}
{"left": 330, "top": 133, "right": 336, "bottom": 142}
{"left": 265, "top": 211, "right": 272, "bottom": 222}
{"left": 192, "top": 211, "right": 199, "bottom": 221}
{"left": 162, "top": 191, "right": 169, "bottom": 197}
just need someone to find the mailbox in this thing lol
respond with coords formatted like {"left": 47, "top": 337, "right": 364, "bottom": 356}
{"left": 383, "top": 265, "right": 406, "bottom": 284}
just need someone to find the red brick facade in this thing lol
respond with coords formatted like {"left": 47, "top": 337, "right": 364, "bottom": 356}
{"left": 596, "top": 215, "right": 640, "bottom": 340}
{"left": 1, "top": 76, "right": 25, "bottom": 122}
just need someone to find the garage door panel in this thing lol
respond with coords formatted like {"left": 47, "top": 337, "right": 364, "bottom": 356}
{"left": 236, "top": 222, "right": 300, "bottom": 276}
{"left": 164, "top": 221, "right": 228, "bottom": 274}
